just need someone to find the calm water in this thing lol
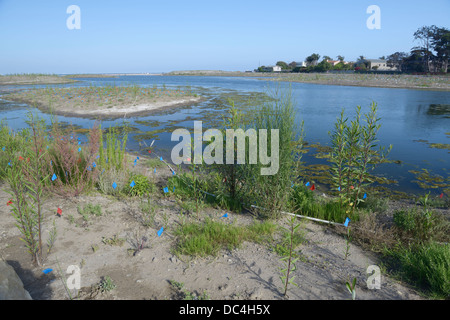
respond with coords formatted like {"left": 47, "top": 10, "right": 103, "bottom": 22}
{"left": 0, "top": 75, "right": 449, "bottom": 195}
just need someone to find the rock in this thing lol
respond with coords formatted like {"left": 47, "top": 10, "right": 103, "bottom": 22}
{"left": 0, "top": 261, "right": 32, "bottom": 300}
{"left": 152, "top": 257, "right": 158, "bottom": 262}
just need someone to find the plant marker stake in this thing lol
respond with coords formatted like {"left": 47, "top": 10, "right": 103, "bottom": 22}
{"left": 363, "top": 193, "right": 367, "bottom": 199}
{"left": 310, "top": 184, "right": 315, "bottom": 191}
{"left": 78, "top": 147, "right": 81, "bottom": 152}
{"left": 157, "top": 227, "right": 164, "bottom": 237}
{"left": 112, "top": 182, "right": 117, "bottom": 189}
{"left": 154, "top": 168, "right": 156, "bottom": 173}
{"left": 130, "top": 181, "right": 135, "bottom": 187}
{"left": 51, "top": 173, "right": 57, "bottom": 181}
{"left": 221, "top": 213, "right": 228, "bottom": 218}
{"left": 344, "top": 217, "right": 351, "bottom": 227}
{"left": 440, "top": 193, "right": 444, "bottom": 199}
{"left": 160, "top": 156, "right": 163, "bottom": 161}
{"left": 163, "top": 187, "right": 169, "bottom": 193}
{"left": 305, "top": 182, "right": 310, "bottom": 187}
{"left": 57, "top": 208, "right": 62, "bottom": 217}
{"left": 42, "top": 268, "right": 53, "bottom": 275}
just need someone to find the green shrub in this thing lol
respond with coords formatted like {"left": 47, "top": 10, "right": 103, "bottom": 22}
{"left": 123, "top": 173, "right": 154, "bottom": 197}
{"left": 393, "top": 208, "right": 450, "bottom": 243}
{"left": 390, "top": 242, "right": 450, "bottom": 298}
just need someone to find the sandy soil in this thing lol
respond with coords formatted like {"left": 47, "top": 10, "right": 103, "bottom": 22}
{"left": 41, "top": 96, "right": 205, "bottom": 119}
{"left": 0, "top": 154, "right": 426, "bottom": 301}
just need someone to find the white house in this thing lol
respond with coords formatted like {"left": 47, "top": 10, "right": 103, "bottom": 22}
{"left": 365, "top": 59, "right": 397, "bottom": 71}
{"left": 261, "top": 65, "right": 282, "bottom": 72}
{"left": 295, "top": 61, "right": 307, "bottom": 68}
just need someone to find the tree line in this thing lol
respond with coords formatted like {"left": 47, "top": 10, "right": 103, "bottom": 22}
{"left": 257, "top": 25, "right": 449, "bottom": 74}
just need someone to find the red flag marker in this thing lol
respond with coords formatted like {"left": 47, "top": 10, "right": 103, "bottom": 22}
{"left": 18, "top": 156, "right": 24, "bottom": 161}
{"left": 310, "top": 184, "right": 315, "bottom": 191}
{"left": 7, "top": 200, "right": 12, "bottom": 206}
{"left": 57, "top": 207, "right": 62, "bottom": 217}
{"left": 350, "top": 185, "right": 354, "bottom": 190}
{"left": 148, "top": 150, "right": 152, "bottom": 154}
{"left": 440, "top": 193, "right": 444, "bottom": 199}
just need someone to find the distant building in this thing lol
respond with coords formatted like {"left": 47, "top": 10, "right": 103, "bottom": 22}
{"left": 326, "top": 60, "right": 341, "bottom": 66}
{"left": 295, "top": 61, "right": 307, "bottom": 68}
{"left": 261, "top": 65, "right": 282, "bottom": 72}
{"left": 365, "top": 59, "right": 397, "bottom": 71}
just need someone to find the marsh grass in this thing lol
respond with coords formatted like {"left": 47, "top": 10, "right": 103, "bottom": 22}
{"left": 173, "top": 218, "right": 276, "bottom": 257}
{"left": 385, "top": 242, "right": 450, "bottom": 298}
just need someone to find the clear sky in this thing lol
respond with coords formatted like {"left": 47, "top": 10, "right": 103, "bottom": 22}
{"left": 0, "top": 0, "right": 449, "bottom": 74}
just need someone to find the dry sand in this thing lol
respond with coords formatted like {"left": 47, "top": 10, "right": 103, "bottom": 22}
{"left": 0, "top": 154, "right": 425, "bottom": 301}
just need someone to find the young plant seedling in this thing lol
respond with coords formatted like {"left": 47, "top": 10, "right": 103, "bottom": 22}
{"left": 346, "top": 277, "right": 357, "bottom": 300}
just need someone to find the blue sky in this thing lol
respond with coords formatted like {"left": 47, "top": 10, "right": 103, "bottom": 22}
{"left": 0, "top": 0, "right": 449, "bottom": 74}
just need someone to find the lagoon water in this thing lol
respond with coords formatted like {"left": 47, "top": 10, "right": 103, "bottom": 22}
{"left": 0, "top": 75, "right": 449, "bottom": 195}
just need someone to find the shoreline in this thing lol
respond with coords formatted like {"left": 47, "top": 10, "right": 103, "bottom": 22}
{"left": 6, "top": 95, "right": 205, "bottom": 119}
{"left": 163, "top": 71, "right": 450, "bottom": 91}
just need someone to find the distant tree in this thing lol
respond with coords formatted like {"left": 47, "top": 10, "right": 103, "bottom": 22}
{"left": 337, "top": 55, "right": 345, "bottom": 62}
{"left": 256, "top": 66, "right": 267, "bottom": 72}
{"left": 276, "top": 61, "right": 290, "bottom": 70}
{"left": 413, "top": 26, "right": 436, "bottom": 72}
{"left": 288, "top": 61, "right": 298, "bottom": 69}
{"left": 402, "top": 50, "right": 425, "bottom": 73}
{"left": 315, "top": 60, "right": 332, "bottom": 72}
{"left": 430, "top": 26, "right": 450, "bottom": 72}
{"left": 322, "top": 55, "right": 332, "bottom": 61}
{"left": 358, "top": 55, "right": 365, "bottom": 61}
{"left": 379, "top": 56, "right": 386, "bottom": 60}
{"left": 306, "top": 53, "right": 321, "bottom": 66}
{"left": 387, "top": 52, "right": 408, "bottom": 72}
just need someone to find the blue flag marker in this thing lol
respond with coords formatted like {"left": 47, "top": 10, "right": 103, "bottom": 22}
{"left": 221, "top": 213, "right": 228, "bottom": 218}
{"left": 172, "top": 170, "right": 175, "bottom": 175}
{"left": 130, "top": 180, "right": 135, "bottom": 187}
{"left": 136, "top": 156, "right": 139, "bottom": 160}
{"left": 173, "top": 187, "right": 175, "bottom": 192}
{"left": 160, "top": 156, "right": 163, "bottom": 161}
{"left": 87, "top": 166, "right": 92, "bottom": 171}
{"left": 51, "top": 173, "right": 57, "bottom": 181}
{"left": 8, "top": 162, "right": 11, "bottom": 167}
{"left": 96, "top": 155, "right": 100, "bottom": 159}
{"left": 154, "top": 168, "right": 156, "bottom": 173}
{"left": 163, "top": 187, "right": 169, "bottom": 193}
{"left": 157, "top": 227, "right": 164, "bottom": 237}
{"left": 93, "top": 162, "right": 96, "bottom": 168}
{"left": 305, "top": 182, "right": 310, "bottom": 187}
{"left": 363, "top": 193, "right": 367, "bottom": 199}
{"left": 78, "top": 147, "right": 81, "bottom": 152}
{"left": 344, "top": 217, "right": 351, "bottom": 227}
{"left": 1, "top": 147, "right": 4, "bottom": 151}
{"left": 112, "top": 182, "right": 117, "bottom": 189}
{"left": 42, "top": 268, "right": 53, "bottom": 274}
{"left": 78, "top": 141, "right": 81, "bottom": 145}
{"left": 338, "top": 186, "right": 341, "bottom": 191}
